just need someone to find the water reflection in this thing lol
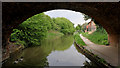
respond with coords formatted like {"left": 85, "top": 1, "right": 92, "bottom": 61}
{"left": 47, "top": 44, "right": 90, "bottom": 66}
{"left": 2, "top": 35, "right": 91, "bottom": 67}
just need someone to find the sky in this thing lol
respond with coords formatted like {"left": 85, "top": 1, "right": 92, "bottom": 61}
{"left": 44, "top": 9, "right": 91, "bottom": 27}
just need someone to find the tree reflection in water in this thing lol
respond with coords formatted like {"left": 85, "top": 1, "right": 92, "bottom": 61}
{"left": 2, "top": 35, "right": 74, "bottom": 67}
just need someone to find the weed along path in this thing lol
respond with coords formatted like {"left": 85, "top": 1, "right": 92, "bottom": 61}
{"left": 80, "top": 34, "right": 118, "bottom": 66}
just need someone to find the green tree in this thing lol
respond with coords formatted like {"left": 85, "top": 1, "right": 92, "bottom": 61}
{"left": 81, "top": 23, "right": 88, "bottom": 32}
{"left": 76, "top": 24, "right": 81, "bottom": 31}
{"left": 75, "top": 24, "right": 81, "bottom": 33}
{"left": 10, "top": 13, "right": 52, "bottom": 46}
{"left": 53, "top": 17, "right": 75, "bottom": 35}
{"left": 82, "top": 13, "right": 92, "bottom": 21}
{"left": 10, "top": 13, "right": 75, "bottom": 46}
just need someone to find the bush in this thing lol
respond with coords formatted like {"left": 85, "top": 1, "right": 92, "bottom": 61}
{"left": 10, "top": 13, "right": 75, "bottom": 47}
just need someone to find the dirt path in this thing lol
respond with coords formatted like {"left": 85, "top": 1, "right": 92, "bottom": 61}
{"left": 80, "top": 34, "right": 118, "bottom": 66}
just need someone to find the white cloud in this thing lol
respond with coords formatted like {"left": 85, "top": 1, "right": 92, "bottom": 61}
{"left": 44, "top": 9, "right": 90, "bottom": 27}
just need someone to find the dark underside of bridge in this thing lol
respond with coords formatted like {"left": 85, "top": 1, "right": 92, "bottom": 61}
{"left": 2, "top": 2, "right": 119, "bottom": 49}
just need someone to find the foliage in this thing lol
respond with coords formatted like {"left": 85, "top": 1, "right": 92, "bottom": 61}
{"left": 82, "top": 13, "right": 92, "bottom": 21}
{"left": 81, "top": 23, "right": 88, "bottom": 32}
{"left": 98, "top": 58, "right": 106, "bottom": 64}
{"left": 76, "top": 24, "right": 81, "bottom": 33}
{"left": 10, "top": 29, "right": 22, "bottom": 42}
{"left": 10, "top": 13, "right": 53, "bottom": 46}
{"left": 76, "top": 24, "right": 81, "bottom": 30}
{"left": 52, "top": 17, "right": 75, "bottom": 35}
{"left": 10, "top": 13, "right": 75, "bottom": 46}
{"left": 74, "top": 33, "right": 86, "bottom": 46}
{"left": 117, "top": 66, "right": 120, "bottom": 68}
{"left": 82, "top": 25, "right": 109, "bottom": 45}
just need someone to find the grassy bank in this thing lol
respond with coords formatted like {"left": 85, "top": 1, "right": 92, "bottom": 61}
{"left": 45, "top": 30, "right": 64, "bottom": 39}
{"left": 74, "top": 33, "right": 86, "bottom": 46}
{"left": 10, "top": 30, "right": 64, "bottom": 47}
{"left": 82, "top": 30, "right": 109, "bottom": 45}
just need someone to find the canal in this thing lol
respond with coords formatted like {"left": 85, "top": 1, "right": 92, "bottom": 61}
{"left": 2, "top": 35, "right": 97, "bottom": 67}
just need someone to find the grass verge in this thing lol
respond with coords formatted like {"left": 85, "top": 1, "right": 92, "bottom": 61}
{"left": 82, "top": 31, "right": 109, "bottom": 45}
{"left": 74, "top": 33, "right": 86, "bottom": 46}
{"left": 45, "top": 30, "right": 64, "bottom": 39}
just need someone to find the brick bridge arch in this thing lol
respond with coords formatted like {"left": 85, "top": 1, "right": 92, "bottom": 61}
{"left": 2, "top": 2, "right": 119, "bottom": 48}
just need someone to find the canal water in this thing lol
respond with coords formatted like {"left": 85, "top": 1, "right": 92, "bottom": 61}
{"left": 2, "top": 35, "right": 96, "bottom": 67}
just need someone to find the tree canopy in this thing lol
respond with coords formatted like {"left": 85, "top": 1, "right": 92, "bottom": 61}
{"left": 10, "top": 13, "right": 75, "bottom": 46}
{"left": 82, "top": 13, "right": 92, "bottom": 21}
{"left": 52, "top": 17, "right": 75, "bottom": 35}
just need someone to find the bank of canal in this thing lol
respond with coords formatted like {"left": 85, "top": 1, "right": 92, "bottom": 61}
{"left": 2, "top": 35, "right": 103, "bottom": 67}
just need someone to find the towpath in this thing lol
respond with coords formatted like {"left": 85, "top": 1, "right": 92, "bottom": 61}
{"left": 80, "top": 34, "right": 118, "bottom": 66}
